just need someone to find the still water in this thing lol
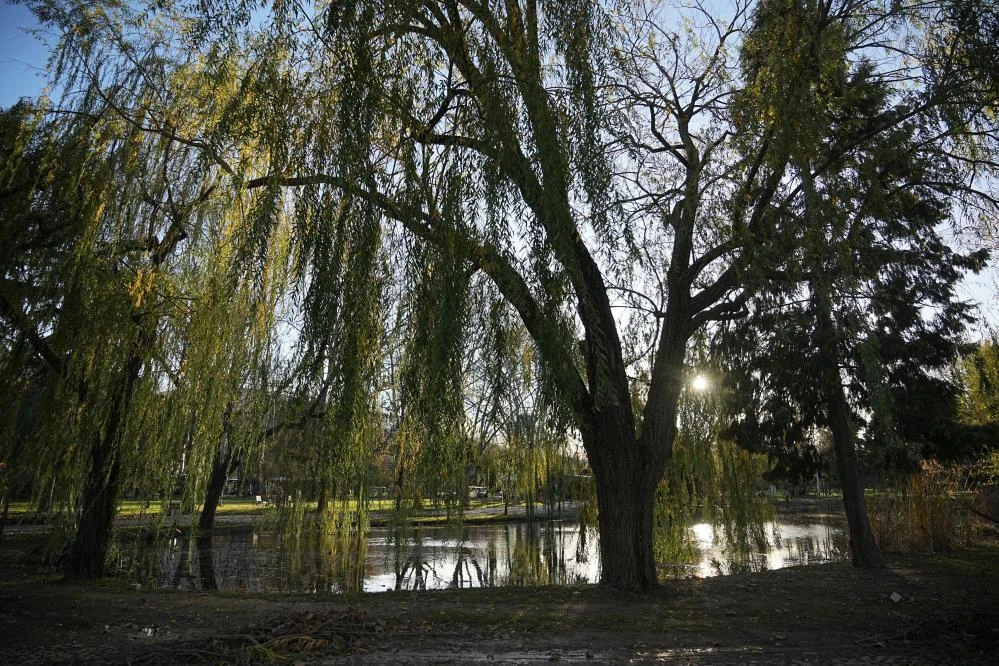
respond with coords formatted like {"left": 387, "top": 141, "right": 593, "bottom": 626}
{"left": 144, "top": 511, "right": 846, "bottom": 593}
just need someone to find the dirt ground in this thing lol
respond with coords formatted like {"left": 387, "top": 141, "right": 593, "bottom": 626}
{"left": 1, "top": 536, "right": 997, "bottom": 665}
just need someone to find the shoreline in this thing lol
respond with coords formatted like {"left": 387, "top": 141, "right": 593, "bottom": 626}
{"left": 2, "top": 494, "right": 848, "bottom": 536}
{"left": 0, "top": 499, "right": 589, "bottom": 536}
{"left": 0, "top": 545, "right": 995, "bottom": 664}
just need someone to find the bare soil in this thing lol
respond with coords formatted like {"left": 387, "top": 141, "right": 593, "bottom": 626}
{"left": 1, "top": 532, "right": 997, "bottom": 665}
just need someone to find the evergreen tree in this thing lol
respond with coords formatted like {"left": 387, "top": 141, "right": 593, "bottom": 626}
{"left": 719, "top": 0, "right": 991, "bottom": 567}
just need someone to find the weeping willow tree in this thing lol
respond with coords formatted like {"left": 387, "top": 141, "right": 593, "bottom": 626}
{"left": 13, "top": 0, "right": 996, "bottom": 590}
{"left": 3, "top": 0, "right": 775, "bottom": 590}
{"left": 161, "top": 0, "right": 794, "bottom": 592}
{"left": 0, "top": 0, "right": 846, "bottom": 589}
{"left": 0, "top": 3, "right": 296, "bottom": 575}
{"left": 0, "top": 95, "right": 211, "bottom": 576}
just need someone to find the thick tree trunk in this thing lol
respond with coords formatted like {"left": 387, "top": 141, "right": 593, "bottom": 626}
{"left": 65, "top": 348, "right": 144, "bottom": 579}
{"left": 814, "top": 284, "right": 884, "bottom": 568}
{"left": 199, "top": 403, "right": 237, "bottom": 531}
{"left": 317, "top": 481, "right": 329, "bottom": 516}
{"left": 64, "top": 435, "right": 124, "bottom": 579}
{"left": 825, "top": 375, "right": 885, "bottom": 567}
{"left": 592, "top": 464, "right": 658, "bottom": 590}
{"left": 585, "top": 409, "right": 663, "bottom": 591}
{"left": 198, "top": 447, "right": 235, "bottom": 531}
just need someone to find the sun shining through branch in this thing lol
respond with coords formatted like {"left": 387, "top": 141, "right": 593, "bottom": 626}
{"left": 691, "top": 374, "right": 710, "bottom": 393}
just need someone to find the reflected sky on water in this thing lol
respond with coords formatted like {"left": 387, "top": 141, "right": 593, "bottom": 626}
{"left": 145, "top": 511, "right": 846, "bottom": 594}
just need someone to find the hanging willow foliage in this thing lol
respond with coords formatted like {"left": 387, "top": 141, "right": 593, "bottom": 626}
{"left": 2, "top": 0, "right": 743, "bottom": 584}
{"left": 400, "top": 233, "right": 472, "bottom": 517}
{"left": 35, "top": 0, "right": 645, "bottom": 586}
{"left": 655, "top": 369, "right": 774, "bottom": 576}
{"left": 10, "top": 0, "right": 993, "bottom": 590}
{"left": 0, "top": 2, "right": 304, "bottom": 571}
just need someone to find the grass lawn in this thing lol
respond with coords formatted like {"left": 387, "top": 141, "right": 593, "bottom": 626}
{"left": 4, "top": 496, "right": 517, "bottom": 524}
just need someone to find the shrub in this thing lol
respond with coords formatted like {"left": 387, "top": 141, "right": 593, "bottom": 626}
{"left": 869, "top": 466, "right": 976, "bottom": 552}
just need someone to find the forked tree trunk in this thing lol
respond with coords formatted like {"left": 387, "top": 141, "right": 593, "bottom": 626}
{"left": 592, "top": 464, "right": 658, "bottom": 590}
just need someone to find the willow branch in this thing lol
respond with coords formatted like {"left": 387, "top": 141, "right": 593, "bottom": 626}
{"left": 244, "top": 172, "right": 591, "bottom": 413}
{"left": 0, "top": 279, "right": 70, "bottom": 382}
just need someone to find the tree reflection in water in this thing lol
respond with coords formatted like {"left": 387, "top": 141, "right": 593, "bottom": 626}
{"left": 196, "top": 534, "right": 217, "bottom": 590}
{"left": 391, "top": 525, "right": 432, "bottom": 590}
{"left": 382, "top": 521, "right": 591, "bottom": 590}
{"left": 146, "top": 514, "right": 844, "bottom": 593}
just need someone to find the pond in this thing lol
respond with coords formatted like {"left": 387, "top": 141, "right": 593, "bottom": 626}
{"left": 139, "top": 508, "right": 847, "bottom": 593}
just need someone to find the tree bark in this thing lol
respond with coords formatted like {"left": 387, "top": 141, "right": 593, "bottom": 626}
{"left": 198, "top": 402, "right": 237, "bottom": 531}
{"left": 317, "top": 480, "right": 329, "bottom": 517}
{"left": 814, "top": 284, "right": 884, "bottom": 568}
{"left": 198, "top": 447, "right": 236, "bottom": 531}
{"left": 64, "top": 430, "right": 124, "bottom": 578}
{"left": 824, "top": 373, "right": 885, "bottom": 567}
{"left": 584, "top": 408, "right": 663, "bottom": 591}
{"left": 64, "top": 348, "right": 144, "bottom": 579}
{"left": 592, "top": 464, "right": 658, "bottom": 590}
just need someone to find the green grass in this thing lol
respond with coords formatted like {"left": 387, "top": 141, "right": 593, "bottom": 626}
{"left": 4, "top": 496, "right": 523, "bottom": 523}
{"left": 6, "top": 497, "right": 273, "bottom": 520}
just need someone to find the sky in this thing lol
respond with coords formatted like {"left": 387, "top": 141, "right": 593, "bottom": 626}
{"left": 0, "top": 3, "right": 53, "bottom": 107}
{"left": 0, "top": 2, "right": 996, "bottom": 334}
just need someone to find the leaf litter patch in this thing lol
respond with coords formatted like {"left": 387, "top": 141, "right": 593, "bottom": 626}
{"left": 130, "top": 607, "right": 407, "bottom": 664}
